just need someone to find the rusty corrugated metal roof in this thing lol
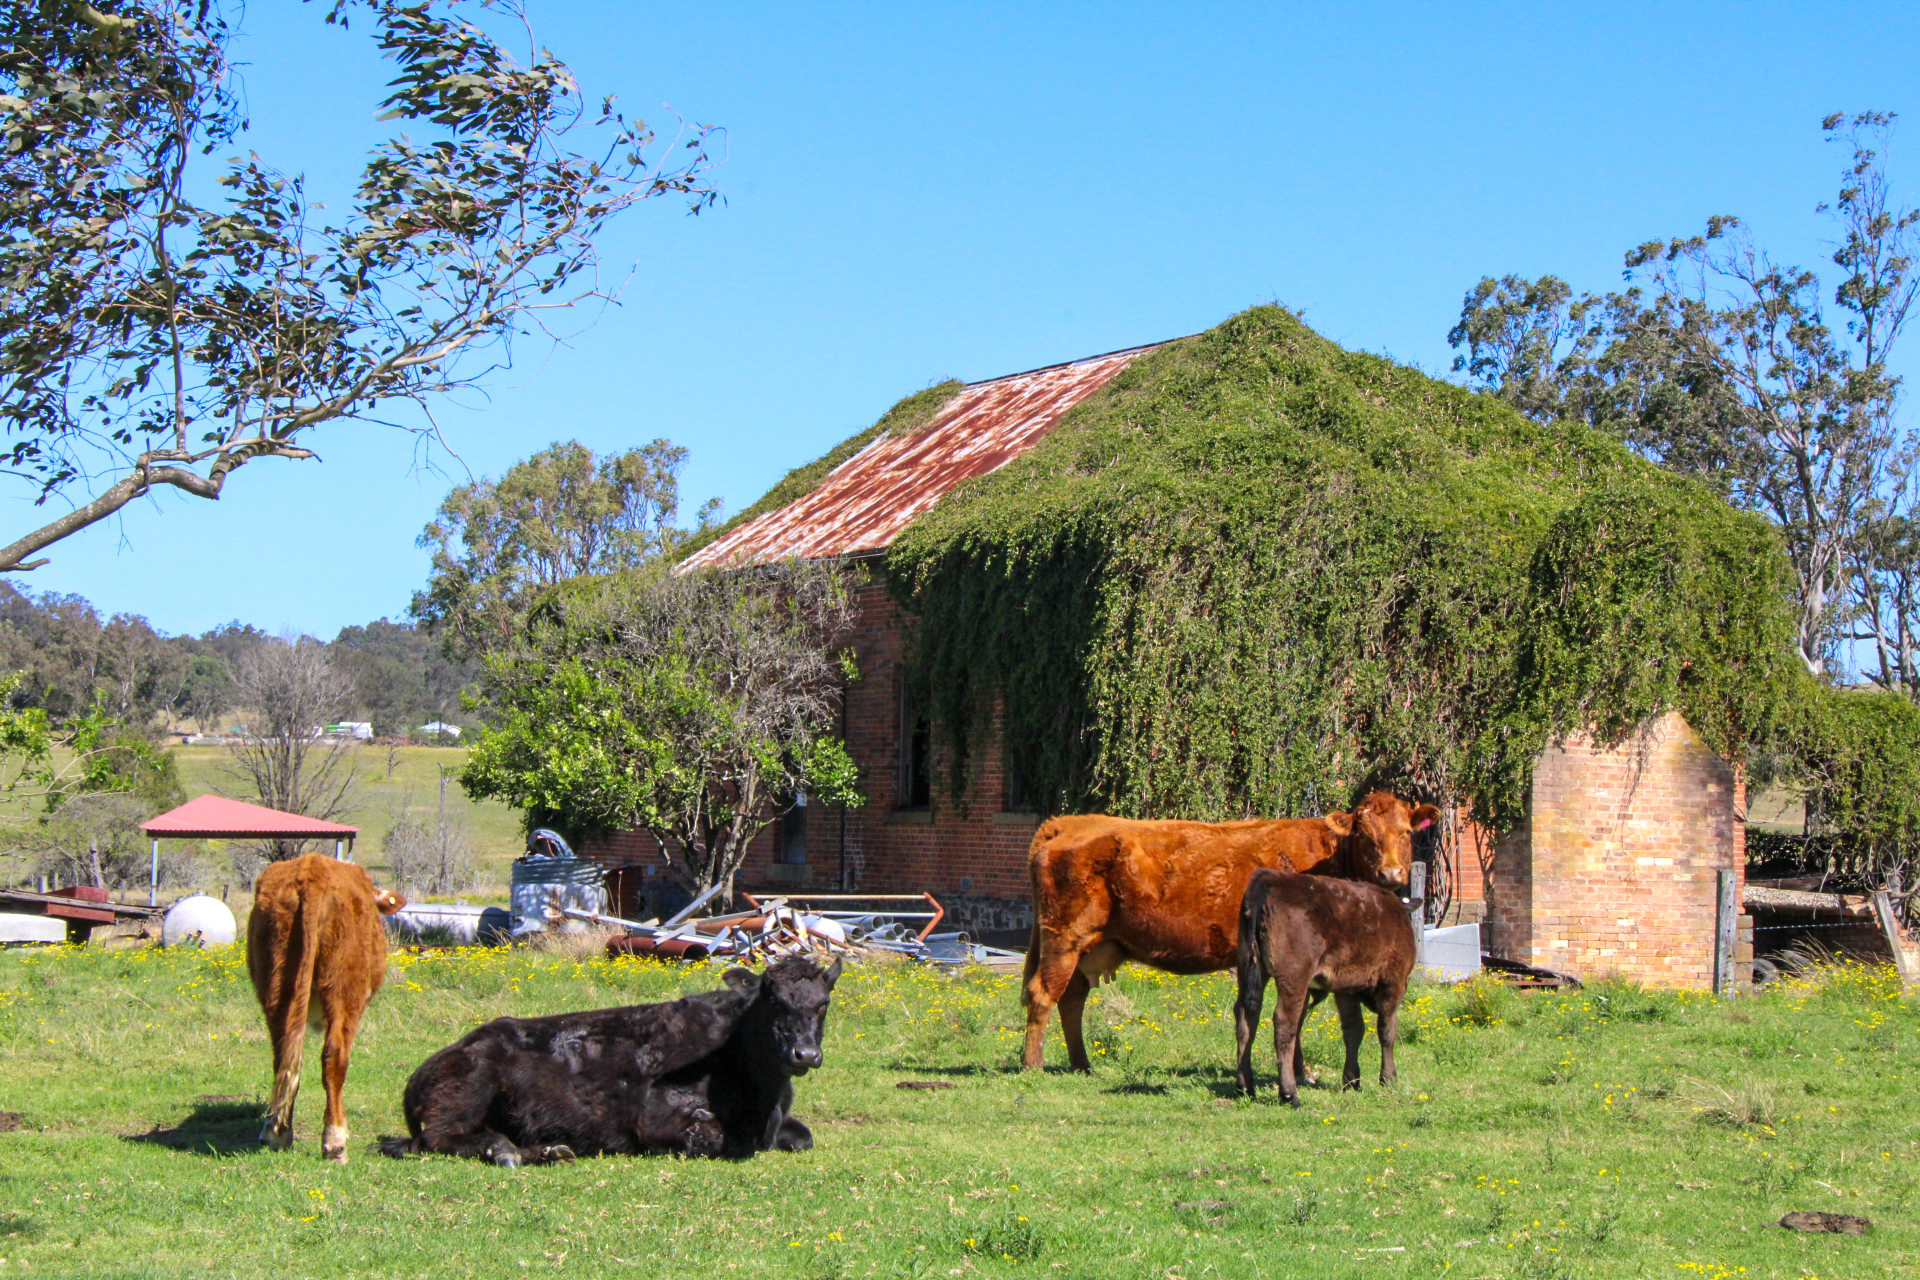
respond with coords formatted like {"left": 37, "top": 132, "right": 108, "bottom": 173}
{"left": 683, "top": 342, "right": 1162, "bottom": 568}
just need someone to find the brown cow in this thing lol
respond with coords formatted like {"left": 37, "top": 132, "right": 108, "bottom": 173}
{"left": 248, "top": 854, "right": 406, "bottom": 1162}
{"left": 1021, "top": 791, "right": 1438, "bottom": 1071}
{"left": 1233, "top": 867, "right": 1415, "bottom": 1104}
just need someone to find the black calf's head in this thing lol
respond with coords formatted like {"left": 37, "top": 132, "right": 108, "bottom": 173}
{"left": 735, "top": 956, "right": 841, "bottom": 1075}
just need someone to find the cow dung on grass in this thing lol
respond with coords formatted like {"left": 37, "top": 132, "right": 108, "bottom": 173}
{"left": 1780, "top": 1211, "right": 1872, "bottom": 1235}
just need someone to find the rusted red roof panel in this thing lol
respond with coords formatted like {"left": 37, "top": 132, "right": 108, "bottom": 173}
{"left": 684, "top": 343, "right": 1160, "bottom": 568}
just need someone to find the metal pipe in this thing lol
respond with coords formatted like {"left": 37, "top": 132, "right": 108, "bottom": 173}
{"left": 559, "top": 906, "right": 652, "bottom": 931}
{"left": 149, "top": 839, "right": 159, "bottom": 908}
{"left": 660, "top": 881, "right": 726, "bottom": 929}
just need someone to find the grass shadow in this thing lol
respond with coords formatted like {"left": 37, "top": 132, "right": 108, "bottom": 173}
{"left": 124, "top": 1097, "right": 265, "bottom": 1157}
{"left": 0, "top": 1212, "right": 37, "bottom": 1239}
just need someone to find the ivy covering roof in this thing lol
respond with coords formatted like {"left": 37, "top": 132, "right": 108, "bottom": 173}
{"left": 876, "top": 306, "right": 1799, "bottom": 828}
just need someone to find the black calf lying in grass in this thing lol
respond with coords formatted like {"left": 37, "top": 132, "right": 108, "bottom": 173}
{"left": 1233, "top": 869, "right": 1414, "bottom": 1105}
{"left": 379, "top": 956, "right": 841, "bottom": 1165}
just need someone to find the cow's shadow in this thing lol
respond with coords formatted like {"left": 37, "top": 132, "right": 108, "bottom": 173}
{"left": 123, "top": 1096, "right": 265, "bottom": 1157}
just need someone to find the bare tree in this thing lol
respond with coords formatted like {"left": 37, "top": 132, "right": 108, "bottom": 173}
{"left": 381, "top": 792, "right": 478, "bottom": 897}
{"left": 28, "top": 791, "right": 193, "bottom": 894}
{"left": 227, "top": 638, "right": 357, "bottom": 863}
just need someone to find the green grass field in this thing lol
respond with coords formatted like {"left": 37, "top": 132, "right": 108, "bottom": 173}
{"left": 166, "top": 745, "right": 526, "bottom": 901}
{"left": 0, "top": 945, "right": 1912, "bottom": 1279}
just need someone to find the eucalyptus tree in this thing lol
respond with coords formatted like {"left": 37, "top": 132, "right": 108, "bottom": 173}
{"left": 0, "top": 0, "right": 719, "bottom": 573}
{"left": 412, "top": 439, "right": 718, "bottom": 659}
{"left": 1450, "top": 113, "right": 1919, "bottom": 680}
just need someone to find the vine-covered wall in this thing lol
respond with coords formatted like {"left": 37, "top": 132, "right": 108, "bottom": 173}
{"left": 882, "top": 306, "right": 1801, "bottom": 831}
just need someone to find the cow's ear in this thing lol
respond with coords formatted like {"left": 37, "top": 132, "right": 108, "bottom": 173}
{"left": 375, "top": 890, "right": 407, "bottom": 915}
{"left": 1323, "top": 812, "right": 1354, "bottom": 837}
{"left": 1411, "top": 803, "right": 1442, "bottom": 832}
{"left": 824, "top": 956, "right": 844, "bottom": 988}
{"left": 720, "top": 967, "right": 761, "bottom": 996}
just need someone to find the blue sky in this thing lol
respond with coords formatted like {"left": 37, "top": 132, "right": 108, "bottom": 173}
{"left": 13, "top": 1, "right": 1920, "bottom": 637}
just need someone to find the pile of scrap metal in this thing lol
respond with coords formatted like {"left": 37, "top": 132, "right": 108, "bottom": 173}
{"left": 573, "top": 888, "right": 1024, "bottom": 969}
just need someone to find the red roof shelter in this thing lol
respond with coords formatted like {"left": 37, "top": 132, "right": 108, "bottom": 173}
{"left": 139, "top": 795, "right": 359, "bottom": 906}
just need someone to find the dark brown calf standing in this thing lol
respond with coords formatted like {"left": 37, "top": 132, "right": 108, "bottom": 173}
{"left": 248, "top": 854, "right": 406, "bottom": 1161}
{"left": 1233, "top": 868, "right": 1415, "bottom": 1105}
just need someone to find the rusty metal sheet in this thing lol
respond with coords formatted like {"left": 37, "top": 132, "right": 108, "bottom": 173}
{"left": 684, "top": 343, "right": 1161, "bottom": 568}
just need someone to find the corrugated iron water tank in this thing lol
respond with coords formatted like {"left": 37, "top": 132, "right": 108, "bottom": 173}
{"left": 509, "top": 858, "right": 608, "bottom": 936}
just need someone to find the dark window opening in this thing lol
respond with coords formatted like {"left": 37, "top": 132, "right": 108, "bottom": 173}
{"left": 898, "top": 676, "right": 931, "bottom": 809}
{"left": 777, "top": 799, "right": 807, "bottom": 865}
{"left": 1003, "top": 739, "right": 1037, "bottom": 812}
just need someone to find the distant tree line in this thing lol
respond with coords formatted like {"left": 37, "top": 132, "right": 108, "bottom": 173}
{"left": 0, "top": 584, "right": 475, "bottom": 741}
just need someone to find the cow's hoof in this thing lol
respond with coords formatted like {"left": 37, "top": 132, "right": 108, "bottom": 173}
{"left": 490, "top": 1146, "right": 522, "bottom": 1169}
{"left": 260, "top": 1125, "right": 294, "bottom": 1152}
{"left": 322, "top": 1125, "right": 348, "bottom": 1163}
{"left": 538, "top": 1145, "right": 576, "bottom": 1164}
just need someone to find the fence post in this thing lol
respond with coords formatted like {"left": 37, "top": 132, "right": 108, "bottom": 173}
{"left": 1872, "top": 890, "right": 1917, "bottom": 994}
{"left": 1713, "top": 869, "right": 1737, "bottom": 996}
{"left": 1409, "top": 862, "right": 1427, "bottom": 969}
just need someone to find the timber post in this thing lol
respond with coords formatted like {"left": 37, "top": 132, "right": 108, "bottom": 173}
{"left": 1872, "top": 890, "right": 1916, "bottom": 994}
{"left": 1712, "top": 869, "right": 1737, "bottom": 996}
{"left": 1409, "top": 862, "right": 1427, "bottom": 968}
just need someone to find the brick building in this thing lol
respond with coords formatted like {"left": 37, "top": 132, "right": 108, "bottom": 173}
{"left": 584, "top": 340, "right": 1750, "bottom": 988}
{"left": 583, "top": 344, "right": 1161, "bottom": 932}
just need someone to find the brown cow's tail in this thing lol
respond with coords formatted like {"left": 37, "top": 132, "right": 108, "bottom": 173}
{"left": 273, "top": 883, "right": 326, "bottom": 1101}
{"left": 1020, "top": 850, "right": 1045, "bottom": 1008}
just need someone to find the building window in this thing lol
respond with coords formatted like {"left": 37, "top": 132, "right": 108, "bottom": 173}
{"left": 777, "top": 797, "right": 807, "bottom": 865}
{"left": 1003, "top": 737, "right": 1037, "bottom": 813}
{"left": 898, "top": 675, "right": 931, "bottom": 809}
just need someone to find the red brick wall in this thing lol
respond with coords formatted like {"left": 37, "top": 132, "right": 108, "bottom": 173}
{"left": 1485, "top": 712, "right": 1743, "bottom": 989}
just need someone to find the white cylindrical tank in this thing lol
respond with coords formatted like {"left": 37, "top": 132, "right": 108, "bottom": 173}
{"left": 162, "top": 895, "right": 237, "bottom": 948}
